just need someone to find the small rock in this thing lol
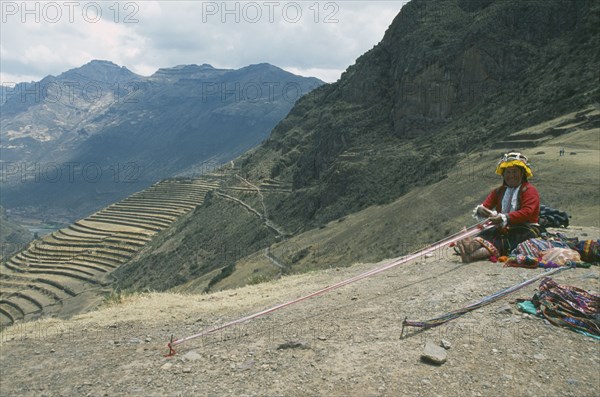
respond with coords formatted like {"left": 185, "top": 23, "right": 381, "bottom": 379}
{"left": 182, "top": 350, "right": 202, "bottom": 361}
{"left": 534, "top": 354, "right": 546, "bottom": 360}
{"left": 277, "top": 341, "right": 310, "bottom": 350}
{"left": 421, "top": 340, "right": 447, "bottom": 365}
{"left": 182, "top": 367, "right": 192, "bottom": 373}
{"left": 317, "top": 336, "right": 327, "bottom": 341}
{"left": 50, "top": 349, "right": 55, "bottom": 353}
{"left": 145, "top": 337, "right": 152, "bottom": 343}
{"left": 502, "top": 374, "right": 513, "bottom": 381}
{"left": 34, "top": 350, "right": 41, "bottom": 355}
{"left": 161, "top": 363, "right": 173, "bottom": 370}
{"left": 128, "top": 338, "right": 142, "bottom": 344}
{"left": 237, "top": 359, "right": 255, "bottom": 371}
{"left": 440, "top": 339, "right": 452, "bottom": 350}
{"left": 496, "top": 305, "right": 513, "bottom": 314}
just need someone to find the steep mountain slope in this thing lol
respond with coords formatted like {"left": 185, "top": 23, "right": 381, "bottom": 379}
{"left": 239, "top": 0, "right": 599, "bottom": 232}
{"left": 117, "top": 111, "right": 599, "bottom": 293}
{"left": 0, "top": 61, "right": 323, "bottom": 222}
{"left": 0, "top": 206, "right": 32, "bottom": 260}
{"left": 112, "top": 0, "right": 599, "bottom": 293}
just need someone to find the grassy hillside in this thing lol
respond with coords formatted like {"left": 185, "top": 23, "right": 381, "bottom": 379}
{"left": 118, "top": 108, "right": 598, "bottom": 294}
{"left": 113, "top": 188, "right": 279, "bottom": 291}
{"left": 183, "top": 111, "right": 599, "bottom": 292}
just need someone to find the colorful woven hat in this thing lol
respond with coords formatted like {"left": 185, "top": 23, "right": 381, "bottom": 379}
{"left": 495, "top": 152, "right": 533, "bottom": 178}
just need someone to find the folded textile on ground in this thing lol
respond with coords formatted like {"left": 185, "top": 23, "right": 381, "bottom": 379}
{"left": 530, "top": 277, "right": 600, "bottom": 337}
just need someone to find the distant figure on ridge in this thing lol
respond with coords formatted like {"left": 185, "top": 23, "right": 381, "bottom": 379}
{"left": 457, "top": 152, "right": 541, "bottom": 263}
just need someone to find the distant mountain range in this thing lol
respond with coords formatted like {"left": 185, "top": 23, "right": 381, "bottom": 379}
{"left": 0, "top": 60, "right": 323, "bottom": 222}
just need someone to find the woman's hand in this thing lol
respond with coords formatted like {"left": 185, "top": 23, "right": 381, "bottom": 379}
{"left": 477, "top": 206, "right": 493, "bottom": 217}
{"left": 489, "top": 215, "right": 503, "bottom": 224}
{"left": 489, "top": 214, "right": 508, "bottom": 227}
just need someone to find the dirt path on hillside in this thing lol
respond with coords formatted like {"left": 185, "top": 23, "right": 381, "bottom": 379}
{"left": 1, "top": 229, "right": 598, "bottom": 396}
{"left": 214, "top": 190, "right": 287, "bottom": 239}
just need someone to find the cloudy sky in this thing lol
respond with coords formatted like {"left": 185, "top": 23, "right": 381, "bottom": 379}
{"left": 0, "top": 1, "right": 407, "bottom": 84}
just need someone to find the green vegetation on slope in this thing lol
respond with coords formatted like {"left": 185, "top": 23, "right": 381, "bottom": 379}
{"left": 203, "top": 120, "right": 600, "bottom": 292}
{"left": 0, "top": 206, "right": 32, "bottom": 259}
{"left": 113, "top": 191, "right": 278, "bottom": 291}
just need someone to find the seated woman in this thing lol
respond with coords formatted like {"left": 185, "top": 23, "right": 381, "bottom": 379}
{"left": 458, "top": 152, "right": 542, "bottom": 263}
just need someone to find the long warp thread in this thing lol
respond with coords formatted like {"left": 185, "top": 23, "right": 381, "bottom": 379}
{"left": 166, "top": 221, "right": 495, "bottom": 356}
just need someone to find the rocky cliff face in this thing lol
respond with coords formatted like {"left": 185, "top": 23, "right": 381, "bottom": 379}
{"left": 239, "top": 0, "right": 599, "bottom": 231}
{"left": 339, "top": 0, "right": 593, "bottom": 135}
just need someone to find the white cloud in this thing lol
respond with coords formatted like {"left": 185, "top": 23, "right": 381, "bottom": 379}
{"left": 0, "top": 1, "right": 407, "bottom": 83}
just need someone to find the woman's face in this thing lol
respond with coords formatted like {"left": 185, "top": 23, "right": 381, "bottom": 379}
{"left": 503, "top": 166, "right": 523, "bottom": 188}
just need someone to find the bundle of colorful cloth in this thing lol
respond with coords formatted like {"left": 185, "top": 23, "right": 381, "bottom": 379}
{"left": 575, "top": 239, "right": 600, "bottom": 263}
{"left": 518, "top": 277, "right": 600, "bottom": 339}
{"left": 501, "top": 236, "right": 599, "bottom": 269}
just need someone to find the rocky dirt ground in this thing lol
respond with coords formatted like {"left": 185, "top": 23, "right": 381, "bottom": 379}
{"left": 1, "top": 227, "right": 598, "bottom": 397}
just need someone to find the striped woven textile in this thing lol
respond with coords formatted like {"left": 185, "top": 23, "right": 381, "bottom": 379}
{"left": 575, "top": 239, "right": 600, "bottom": 263}
{"left": 511, "top": 237, "right": 570, "bottom": 257}
{"left": 532, "top": 277, "right": 600, "bottom": 336}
